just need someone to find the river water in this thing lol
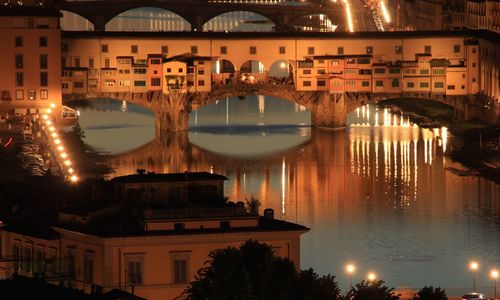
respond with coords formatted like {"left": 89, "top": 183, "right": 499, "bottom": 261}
{"left": 73, "top": 97, "right": 499, "bottom": 295}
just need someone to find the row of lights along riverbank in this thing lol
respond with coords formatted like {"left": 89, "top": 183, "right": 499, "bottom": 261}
{"left": 469, "top": 261, "right": 498, "bottom": 298}
{"left": 345, "top": 263, "right": 377, "bottom": 289}
{"left": 343, "top": 262, "right": 498, "bottom": 298}
{"left": 42, "top": 104, "right": 79, "bottom": 183}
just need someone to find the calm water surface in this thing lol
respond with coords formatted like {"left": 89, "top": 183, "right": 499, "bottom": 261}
{"left": 73, "top": 97, "right": 500, "bottom": 295}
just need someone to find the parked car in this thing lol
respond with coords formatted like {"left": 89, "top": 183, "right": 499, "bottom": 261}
{"left": 462, "top": 293, "right": 485, "bottom": 300}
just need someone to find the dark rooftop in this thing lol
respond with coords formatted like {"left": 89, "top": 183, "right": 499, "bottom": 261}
{"left": 312, "top": 54, "right": 372, "bottom": 59}
{"left": 1, "top": 223, "right": 60, "bottom": 240}
{"left": 56, "top": 213, "right": 309, "bottom": 238}
{"left": 112, "top": 171, "right": 228, "bottom": 183}
{"left": 61, "top": 29, "right": 500, "bottom": 44}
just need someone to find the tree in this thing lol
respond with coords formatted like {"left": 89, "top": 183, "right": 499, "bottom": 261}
{"left": 184, "top": 240, "right": 341, "bottom": 300}
{"left": 346, "top": 280, "right": 400, "bottom": 300}
{"left": 244, "top": 196, "right": 261, "bottom": 215}
{"left": 412, "top": 286, "right": 448, "bottom": 300}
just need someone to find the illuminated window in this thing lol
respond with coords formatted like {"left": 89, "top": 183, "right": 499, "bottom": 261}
{"left": 28, "top": 90, "right": 36, "bottom": 100}
{"left": 40, "top": 90, "right": 48, "bottom": 99}
{"left": 16, "top": 90, "right": 23, "bottom": 100}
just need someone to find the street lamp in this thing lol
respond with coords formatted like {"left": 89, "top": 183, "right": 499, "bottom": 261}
{"left": 367, "top": 272, "right": 376, "bottom": 282}
{"left": 491, "top": 269, "right": 498, "bottom": 300}
{"left": 470, "top": 261, "right": 479, "bottom": 292}
{"left": 346, "top": 263, "right": 355, "bottom": 289}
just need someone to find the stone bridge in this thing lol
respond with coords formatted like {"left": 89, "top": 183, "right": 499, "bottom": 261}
{"left": 63, "top": 84, "right": 494, "bottom": 134}
{"left": 55, "top": 0, "right": 349, "bottom": 31}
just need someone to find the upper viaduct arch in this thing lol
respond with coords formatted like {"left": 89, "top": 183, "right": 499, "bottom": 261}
{"left": 55, "top": 0, "right": 347, "bottom": 31}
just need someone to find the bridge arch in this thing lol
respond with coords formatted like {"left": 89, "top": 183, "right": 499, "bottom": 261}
{"left": 202, "top": 11, "right": 274, "bottom": 32}
{"left": 239, "top": 60, "right": 267, "bottom": 84}
{"left": 212, "top": 59, "right": 237, "bottom": 85}
{"left": 60, "top": 10, "right": 94, "bottom": 31}
{"left": 268, "top": 59, "right": 294, "bottom": 81}
{"left": 105, "top": 7, "right": 191, "bottom": 31}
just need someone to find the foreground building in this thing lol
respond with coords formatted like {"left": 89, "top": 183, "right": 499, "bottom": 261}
{"left": 0, "top": 172, "right": 309, "bottom": 300}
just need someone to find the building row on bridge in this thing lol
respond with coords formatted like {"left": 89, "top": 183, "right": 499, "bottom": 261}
{"left": 60, "top": 47, "right": 479, "bottom": 97}
{"left": 296, "top": 51, "right": 479, "bottom": 95}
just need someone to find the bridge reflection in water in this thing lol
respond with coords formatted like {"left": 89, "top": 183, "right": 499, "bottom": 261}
{"left": 77, "top": 99, "right": 500, "bottom": 293}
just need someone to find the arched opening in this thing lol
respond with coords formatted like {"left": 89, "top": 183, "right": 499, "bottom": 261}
{"left": 188, "top": 95, "right": 311, "bottom": 157}
{"left": 292, "top": 14, "right": 337, "bottom": 32}
{"left": 60, "top": 10, "right": 94, "bottom": 31}
{"left": 239, "top": 60, "right": 266, "bottom": 84}
{"left": 106, "top": 7, "right": 191, "bottom": 31}
{"left": 211, "top": 59, "right": 237, "bottom": 85}
{"left": 268, "top": 60, "right": 294, "bottom": 85}
{"left": 203, "top": 11, "right": 274, "bottom": 32}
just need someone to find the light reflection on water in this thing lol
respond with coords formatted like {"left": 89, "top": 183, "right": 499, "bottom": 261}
{"left": 73, "top": 98, "right": 500, "bottom": 295}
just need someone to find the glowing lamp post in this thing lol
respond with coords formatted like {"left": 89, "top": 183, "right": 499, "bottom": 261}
{"left": 367, "top": 272, "right": 376, "bottom": 282}
{"left": 491, "top": 270, "right": 498, "bottom": 300}
{"left": 470, "top": 261, "right": 479, "bottom": 292}
{"left": 346, "top": 263, "right": 355, "bottom": 289}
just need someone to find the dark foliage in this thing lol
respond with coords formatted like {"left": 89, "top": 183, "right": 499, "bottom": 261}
{"left": 184, "top": 240, "right": 341, "bottom": 300}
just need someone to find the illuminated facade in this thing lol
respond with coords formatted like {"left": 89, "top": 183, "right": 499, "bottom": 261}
{"left": 0, "top": 5, "right": 62, "bottom": 116}
{"left": 296, "top": 47, "right": 479, "bottom": 96}
{"left": 0, "top": 172, "right": 308, "bottom": 300}
{"left": 466, "top": 0, "right": 500, "bottom": 33}
{"left": 59, "top": 31, "right": 499, "bottom": 100}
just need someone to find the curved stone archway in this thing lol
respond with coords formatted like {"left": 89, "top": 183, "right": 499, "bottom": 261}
{"left": 202, "top": 11, "right": 274, "bottom": 32}
{"left": 60, "top": 10, "right": 95, "bottom": 31}
{"left": 268, "top": 60, "right": 294, "bottom": 81}
{"left": 105, "top": 7, "right": 191, "bottom": 31}
{"left": 212, "top": 59, "right": 237, "bottom": 85}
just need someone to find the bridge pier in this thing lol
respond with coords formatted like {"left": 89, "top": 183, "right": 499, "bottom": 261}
{"left": 310, "top": 93, "right": 346, "bottom": 129}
